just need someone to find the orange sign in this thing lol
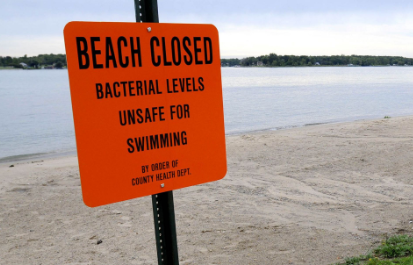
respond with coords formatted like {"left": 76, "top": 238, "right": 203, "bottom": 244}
{"left": 64, "top": 22, "right": 227, "bottom": 207}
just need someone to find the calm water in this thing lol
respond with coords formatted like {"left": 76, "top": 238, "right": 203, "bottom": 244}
{"left": 222, "top": 67, "right": 413, "bottom": 133}
{"left": 1, "top": 67, "right": 413, "bottom": 160}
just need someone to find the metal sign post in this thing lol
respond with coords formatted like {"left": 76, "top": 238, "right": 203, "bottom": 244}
{"left": 134, "top": 0, "right": 159, "bottom": 23}
{"left": 134, "top": 1, "right": 180, "bottom": 264}
{"left": 151, "top": 192, "right": 179, "bottom": 265}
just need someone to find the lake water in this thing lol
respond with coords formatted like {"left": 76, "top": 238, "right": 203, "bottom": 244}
{"left": 1, "top": 67, "right": 413, "bottom": 160}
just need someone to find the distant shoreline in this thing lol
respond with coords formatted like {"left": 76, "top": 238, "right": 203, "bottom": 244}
{"left": 1, "top": 65, "right": 412, "bottom": 71}
{"left": 221, "top": 54, "right": 413, "bottom": 67}
{"left": 0, "top": 67, "right": 67, "bottom": 70}
{"left": 221, "top": 64, "right": 413, "bottom": 68}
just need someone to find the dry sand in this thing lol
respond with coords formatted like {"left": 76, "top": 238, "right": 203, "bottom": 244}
{"left": 1, "top": 116, "right": 413, "bottom": 265}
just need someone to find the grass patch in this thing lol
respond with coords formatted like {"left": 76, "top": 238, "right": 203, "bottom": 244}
{"left": 384, "top": 116, "right": 391, "bottom": 119}
{"left": 366, "top": 256, "right": 413, "bottom": 265}
{"left": 342, "top": 253, "right": 374, "bottom": 264}
{"left": 376, "top": 235, "right": 413, "bottom": 258}
{"left": 334, "top": 235, "right": 413, "bottom": 265}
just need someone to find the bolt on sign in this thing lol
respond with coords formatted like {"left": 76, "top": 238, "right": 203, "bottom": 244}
{"left": 64, "top": 22, "right": 227, "bottom": 207}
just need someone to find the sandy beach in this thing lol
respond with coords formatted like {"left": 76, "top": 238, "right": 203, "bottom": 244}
{"left": 1, "top": 116, "right": 413, "bottom": 265}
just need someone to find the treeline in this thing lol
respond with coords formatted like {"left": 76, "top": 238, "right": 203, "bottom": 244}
{"left": 0, "top": 54, "right": 67, "bottom": 68}
{"left": 221, "top": 54, "right": 413, "bottom": 67}
{"left": 3, "top": 53, "right": 412, "bottom": 68}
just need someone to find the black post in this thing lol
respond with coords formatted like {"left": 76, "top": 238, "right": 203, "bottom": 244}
{"left": 134, "top": 1, "right": 179, "bottom": 265}
{"left": 134, "top": 0, "right": 159, "bottom": 23}
{"left": 152, "top": 192, "right": 179, "bottom": 265}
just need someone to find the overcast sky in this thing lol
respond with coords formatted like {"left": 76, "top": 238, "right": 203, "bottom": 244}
{"left": 1, "top": 0, "right": 413, "bottom": 58}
